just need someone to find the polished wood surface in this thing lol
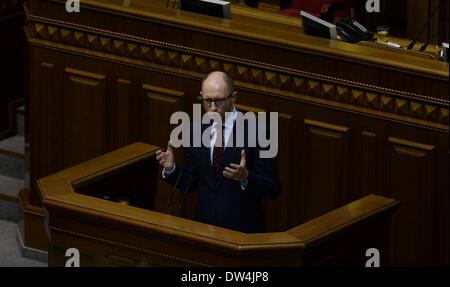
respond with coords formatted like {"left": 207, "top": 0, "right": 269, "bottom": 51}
{"left": 24, "top": 0, "right": 448, "bottom": 266}
{"left": 38, "top": 142, "right": 399, "bottom": 266}
{"left": 35, "top": 0, "right": 448, "bottom": 82}
{"left": 358, "top": 37, "right": 440, "bottom": 61}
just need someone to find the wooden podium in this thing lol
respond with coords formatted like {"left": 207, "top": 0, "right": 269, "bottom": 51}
{"left": 37, "top": 142, "right": 399, "bottom": 266}
{"left": 22, "top": 0, "right": 448, "bottom": 266}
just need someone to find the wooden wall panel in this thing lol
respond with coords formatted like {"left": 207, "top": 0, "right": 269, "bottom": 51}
{"left": 25, "top": 44, "right": 448, "bottom": 265}
{"left": 30, "top": 61, "right": 61, "bottom": 205}
{"left": 388, "top": 137, "right": 436, "bottom": 266}
{"left": 109, "top": 79, "right": 132, "bottom": 150}
{"left": 39, "top": 63, "right": 57, "bottom": 175}
{"left": 141, "top": 84, "right": 185, "bottom": 214}
{"left": 63, "top": 68, "right": 107, "bottom": 167}
{"left": 229, "top": 104, "right": 293, "bottom": 232}
{"left": 361, "top": 131, "right": 377, "bottom": 198}
{"left": 142, "top": 84, "right": 184, "bottom": 148}
{"left": 302, "top": 119, "right": 350, "bottom": 222}
{"left": 263, "top": 112, "right": 293, "bottom": 232}
{"left": 233, "top": 109, "right": 293, "bottom": 232}
{"left": 24, "top": 0, "right": 448, "bottom": 266}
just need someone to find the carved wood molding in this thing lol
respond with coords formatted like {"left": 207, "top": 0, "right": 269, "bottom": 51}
{"left": 25, "top": 18, "right": 449, "bottom": 131}
{"left": 50, "top": 226, "right": 210, "bottom": 266}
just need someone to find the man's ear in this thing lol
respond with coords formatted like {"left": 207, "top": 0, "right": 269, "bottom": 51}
{"left": 231, "top": 91, "right": 237, "bottom": 103}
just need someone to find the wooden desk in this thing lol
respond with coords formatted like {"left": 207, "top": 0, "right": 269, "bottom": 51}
{"left": 22, "top": 0, "right": 448, "bottom": 266}
{"left": 38, "top": 142, "right": 399, "bottom": 266}
{"left": 232, "top": 1, "right": 442, "bottom": 61}
{"left": 359, "top": 36, "right": 441, "bottom": 61}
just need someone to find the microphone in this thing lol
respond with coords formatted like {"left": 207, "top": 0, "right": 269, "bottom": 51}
{"left": 245, "top": 0, "right": 259, "bottom": 8}
{"left": 164, "top": 163, "right": 185, "bottom": 213}
{"left": 443, "top": 43, "right": 449, "bottom": 63}
{"left": 407, "top": 0, "right": 441, "bottom": 50}
{"left": 166, "top": 0, "right": 176, "bottom": 8}
{"left": 420, "top": 30, "right": 439, "bottom": 52}
{"left": 175, "top": 163, "right": 199, "bottom": 217}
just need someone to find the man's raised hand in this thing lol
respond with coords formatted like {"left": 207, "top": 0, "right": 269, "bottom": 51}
{"left": 156, "top": 140, "right": 175, "bottom": 171}
{"left": 223, "top": 149, "right": 249, "bottom": 182}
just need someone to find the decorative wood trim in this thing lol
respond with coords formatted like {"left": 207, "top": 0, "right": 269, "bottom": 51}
{"left": 18, "top": 189, "right": 44, "bottom": 217}
{"left": 388, "top": 137, "right": 436, "bottom": 152}
{"left": 304, "top": 119, "right": 350, "bottom": 133}
{"left": 234, "top": 104, "right": 265, "bottom": 114}
{"left": 142, "top": 84, "right": 184, "bottom": 101}
{"left": 27, "top": 38, "right": 449, "bottom": 135}
{"left": 24, "top": 16, "right": 447, "bottom": 103}
{"left": 50, "top": 226, "right": 210, "bottom": 267}
{"left": 24, "top": 19, "right": 449, "bottom": 133}
{"left": 27, "top": 0, "right": 449, "bottom": 82}
{"left": 65, "top": 67, "right": 107, "bottom": 81}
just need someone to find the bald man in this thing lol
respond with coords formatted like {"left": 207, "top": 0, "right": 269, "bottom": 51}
{"left": 156, "top": 71, "right": 280, "bottom": 233}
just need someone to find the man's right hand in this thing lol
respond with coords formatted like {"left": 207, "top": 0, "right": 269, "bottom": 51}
{"left": 156, "top": 140, "right": 175, "bottom": 171}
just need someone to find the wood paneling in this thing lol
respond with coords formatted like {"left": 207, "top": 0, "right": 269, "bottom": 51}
{"left": 361, "top": 131, "right": 377, "bottom": 198}
{"left": 24, "top": 0, "right": 449, "bottom": 266}
{"left": 109, "top": 78, "right": 143, "bottom": 151}
{"left": 39, "top": 62, "right": 64, "bottom": 176}
{"left": 39, "top": 63, "right": 55, "bottom": 176}
{"left": 63, "top": 68, "right": 107, "bottom": 167}
{"left": 37, "top": 143, "right": 399, "bottom": 267}
{"left": 261, "top": 112, "right": 294, "bottom": 232}
{"left": 112, "top": 79, "right": 132, "bottom": 149}
{"left": 356, "top": 0, "right": 446, "bottom": 44}
{"left": 142, "top": 84, "right": 185, "bottom": 148}
{"left": 388, "top": 137, "right": 436, "bottom": 266}
{"left": 302, "top": 119, "right": 350, "bottom": 222}
{"left": 141, "top": 84, "right": 185, "bottom": 215}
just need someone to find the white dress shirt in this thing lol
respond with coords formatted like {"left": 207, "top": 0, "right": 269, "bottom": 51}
{"left": 163, "top": 106, "right": 248, "bottom": 190}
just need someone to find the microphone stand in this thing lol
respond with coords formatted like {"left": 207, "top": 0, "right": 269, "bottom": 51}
{"left": 175, "top": 164, "right": 199, "bottom": 217}
{"left": 166, "top": 0, "right": 177, "bottom": 8}
{"left": 420, "top": 30, "right": 439, "bottom": 52}
{"left": 164, "top": 164, "right": 185, "bottom": 213}
{"left": 407, "top": 0, "right": 441, "bottom": 50}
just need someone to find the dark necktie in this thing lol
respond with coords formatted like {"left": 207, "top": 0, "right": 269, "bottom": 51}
{"left": 213, "top": 128, "right": 224, "bottom": 178}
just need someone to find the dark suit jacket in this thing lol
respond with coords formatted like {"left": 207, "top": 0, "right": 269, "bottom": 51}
{"left": 163, "top": 114, "right": 281, "bottom": 233}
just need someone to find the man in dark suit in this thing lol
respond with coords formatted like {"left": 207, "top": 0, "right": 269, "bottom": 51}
{"left": 156, "top": 71, "right": 280, "bottom": 233}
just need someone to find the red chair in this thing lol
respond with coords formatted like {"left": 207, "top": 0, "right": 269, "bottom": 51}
{"left": 278, "top": 0, "right": 356, "bottom": 23}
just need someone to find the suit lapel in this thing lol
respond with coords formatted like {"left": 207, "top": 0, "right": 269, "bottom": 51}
{"left": 202, "top": 111, "right": 245, "bottom": 189}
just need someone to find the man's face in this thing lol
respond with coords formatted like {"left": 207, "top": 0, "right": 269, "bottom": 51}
{"left": 200, "top": 75, "right": 236, "bottom": 122}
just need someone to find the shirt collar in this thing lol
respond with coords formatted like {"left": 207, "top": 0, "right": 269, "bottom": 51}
{"left": 212, "top": 106, "right": 237, "bottom": 129}
{"left": 224, "top": 106, "right": 237, "bottom": 129}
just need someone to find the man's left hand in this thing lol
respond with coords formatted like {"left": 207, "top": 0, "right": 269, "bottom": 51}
{"left": 223, "top": 149, "right": 249, "bottom": 182}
